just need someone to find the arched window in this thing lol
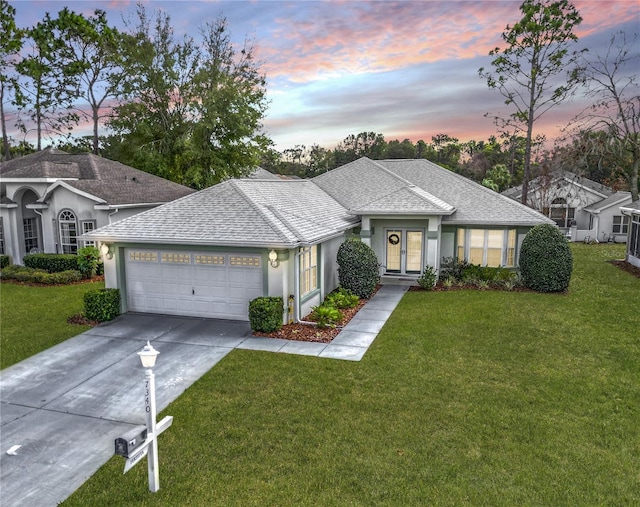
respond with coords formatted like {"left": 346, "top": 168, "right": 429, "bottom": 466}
{"left": 59, "top": 210, "right": 78, "bottom": 254}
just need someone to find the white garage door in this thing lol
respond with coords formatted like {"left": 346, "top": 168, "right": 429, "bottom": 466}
{"left": 125, "top": 249, "right": 263, "bottom": 320}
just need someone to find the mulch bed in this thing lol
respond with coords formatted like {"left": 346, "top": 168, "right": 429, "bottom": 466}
{"left": 67, "top": 314, "right": 100, "bottom": 326}
{"left": 256, "top": 299, "right": 368, "bottom": 343}
{"left": 609, "top": 260, "right": 640, "bottom": 278}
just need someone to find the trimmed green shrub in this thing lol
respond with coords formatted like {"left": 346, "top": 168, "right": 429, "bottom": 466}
{"left": 0, "top": 255, "right": 9, "bottom": 269}
{"left": 0, "top": 265, "right": 82, "bottom": 284}
{"left": 324, "top": 287, "right": 359, "bottom": 309}
{"left": 249, "top": 296, "right": 284, "bottom": 333}
{"left": 417, "top": 265, "right": 438, "bottom": 290}
{"left": 24, "top": 253, "right": 78, "bottom": 273}
{"left": 439, "top": 257, "right": 472, "bottom": 281}
{"left": 336, "top": 238, "right": 379, "bottom": 299}
{"left": 84, "top": 288, "right": 121, "bottom": 322}
{"left": 310, "top": 304, "right": 343, "bottom": 329}
{"left": 519, "top": 224, "right": 573, "bottom": 293}
{"left": 77, "top": 246, "right": 100, "bottom": 279}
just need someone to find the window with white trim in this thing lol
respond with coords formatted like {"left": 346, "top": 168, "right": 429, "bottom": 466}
{"left": 23, "top": 217, "right": 39, "bottom": 252}
{"left": 81, "top": 220, "right": 96, "bottom": 247}
{"left": 548, "top": 198, "right": 575, "bottom": 228}
{"left": 612, "top": 215, "right": 629, "bottom": 234}
{"left": 456, "top": 228, "right": 517, "bottom": 267}
{"left": 59, "top": 210, "right": 78, "bottom": 254}
{"left": 300, "top": 245, "right": 318, "bottom": 296}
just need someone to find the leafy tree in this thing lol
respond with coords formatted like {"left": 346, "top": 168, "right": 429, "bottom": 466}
{"left": 479, "top": 0, "right": 584, "bottom": 205}
{"left": 54, "top": 8, "right": 128, "bottom": 155}
{"left": 482, "top": 164, "right": 512, "bottom": 192}
{"left": 107, "top": 7, "right": 269, "bottom": 188}
{"left": 550, "top": 129, "right": 628, "bottom": 186}
{"left": 306, "top": 144, "right": 333, "bottom": 177}
{"left": 14, "top": 12, "right": 81, "bottom": 150}
{"left": 384, "top": 138, "right": 416, "bottom": 159}
{"left": 429, "top": 133, "right": 460, "bottom": 169}
{"left": 573, "top": 32, "right": 639, "bottom": 200}
{"left": 333, "top": 132, "right": 386, "bottom": 166}
{"left": 0, "top": 0, "right": 23, "bottom": 161}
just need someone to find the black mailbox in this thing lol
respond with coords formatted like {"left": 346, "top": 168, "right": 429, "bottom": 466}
{"left": 115, "top": 426, "right": 148, "bottom": 458}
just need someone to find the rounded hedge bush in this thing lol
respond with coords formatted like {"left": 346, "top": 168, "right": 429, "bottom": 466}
{"left": 336, "top": 237, "right": 379, "bottom": 299}
{"left": 519, "top": 224, "right": 573, "bottom": 293}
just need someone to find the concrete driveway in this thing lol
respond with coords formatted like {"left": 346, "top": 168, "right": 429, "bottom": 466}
{"left": 0, "top": 314, "right": 252, "bottom": 507}
{"left": 0, "top": 285, "right": 406, "bottom": 507}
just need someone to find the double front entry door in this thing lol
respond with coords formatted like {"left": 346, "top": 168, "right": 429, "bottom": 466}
{"left": 385, "top": 229, "right": 424, "bottom": 275}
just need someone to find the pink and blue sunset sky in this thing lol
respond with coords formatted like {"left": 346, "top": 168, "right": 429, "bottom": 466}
{"left": 10, "top": 0, "right": 640, "bottom": 151}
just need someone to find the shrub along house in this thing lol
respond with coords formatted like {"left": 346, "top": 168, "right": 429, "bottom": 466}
{"left": 85, "top": 157, "right": 553, "bottom": 323}
{"left": 0, "top": 148, "right": 194, "bottom": 264}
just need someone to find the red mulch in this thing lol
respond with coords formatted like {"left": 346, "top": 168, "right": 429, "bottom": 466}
{"left": 256, "top": 287, "right": 380, "bottom": 343}
{"left": 67, "top": 314, "right": 100, "bottom": 326}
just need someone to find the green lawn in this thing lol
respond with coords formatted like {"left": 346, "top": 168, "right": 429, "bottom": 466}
{"left": 0, "top": 280, "right": 104, "bottom": 369}
{"left": 30, "top": 245, "right": 640, "bottom": 505}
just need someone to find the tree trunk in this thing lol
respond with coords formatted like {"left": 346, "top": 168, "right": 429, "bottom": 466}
{"left": 0, "top": 82, "right": 11, "bottom": 161}
{"left": 92, "top": 105, "right": 99, "bottom": 155}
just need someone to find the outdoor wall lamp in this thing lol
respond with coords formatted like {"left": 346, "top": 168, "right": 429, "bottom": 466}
{"left": 268, "top": 249, "right": 279, "bottom": 268}
{"left": 100, "top": 243, "right": 114, "bottom": 260}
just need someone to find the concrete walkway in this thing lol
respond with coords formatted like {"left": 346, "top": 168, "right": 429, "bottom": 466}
{"left": 0, "top": 285, "right": 407, "bottom": 506}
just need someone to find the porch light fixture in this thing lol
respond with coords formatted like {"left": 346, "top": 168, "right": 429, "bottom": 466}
{"left": 268, "top": 249, "right": 279, "bottom": 268}
{"left": 101, "top": 243, "right": 114, "bottom": 260}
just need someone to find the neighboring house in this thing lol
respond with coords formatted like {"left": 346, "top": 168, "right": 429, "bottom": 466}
{"left": 620, "top": 200, "right": 640, "bottom": 268}
{"left": 0, "top": 148, "right": 195, "bottom": 263}
{"left": 502, "top": 171, "right": 632, "bottom": 243}
{"left": 86, "top": 157, "right": 552, "bottom": 323}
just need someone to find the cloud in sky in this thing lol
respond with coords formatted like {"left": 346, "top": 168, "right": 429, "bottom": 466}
{"left": 9, "top": 0, "right": 640, "bottom": 151}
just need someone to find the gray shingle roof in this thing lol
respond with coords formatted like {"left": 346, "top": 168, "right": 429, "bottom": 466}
{"left": 86, "top": 179, "right": 359, "bottom": 247}
{"left": 87, "top": 157, "right": 553, "bottom": 247}
{"left": 621, "top": 199, "right": 640, "bottom": 214}
{"left": 378, "top": 159, "right": 552, "bottom": 225}
{"left": 583, "top": 191, "right": 632, "bottom": 212}
{"left": 502, "top": 170, "right": 614, "bottom": 201}
{"left": 1, "top": 148, "right": 194, "bottom": 205}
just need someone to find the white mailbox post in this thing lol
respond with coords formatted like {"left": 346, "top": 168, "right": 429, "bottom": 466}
{"left": 115, "top": 341, "right": 172, "bottom": 493}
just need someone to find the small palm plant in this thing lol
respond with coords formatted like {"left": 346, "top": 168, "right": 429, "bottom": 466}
{"left": 310, "top": 304, "right": 343, "bottom": 329}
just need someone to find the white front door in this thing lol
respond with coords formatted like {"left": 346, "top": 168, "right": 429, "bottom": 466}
{"left": 385, "top": 229, "right": 424, "bottom": 275}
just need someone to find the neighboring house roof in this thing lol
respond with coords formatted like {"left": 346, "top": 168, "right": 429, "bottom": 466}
{"left": 85, "top": 179, "right": 359, "bottom": 248}
{"left": 583, "top": 191, "right": 632, "bottom": 213}
{"left": 621, "top": 199, "right": 640, "bottom": 216}
{"left": 87, "top": 157, "right": 552, "bottom": 247}
{"left": 502, "top": 170, "right": 614, "bottom": 201}
{"left": 0, "top": 148, "right": 194, "bottom": 206}
{"left": 244, "top": 167, "right": 280, "bottom": 180}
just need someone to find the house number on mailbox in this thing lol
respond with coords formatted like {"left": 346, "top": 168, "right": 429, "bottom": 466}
{"left": 145, "top": 379, "right": 151, "bottom": 413}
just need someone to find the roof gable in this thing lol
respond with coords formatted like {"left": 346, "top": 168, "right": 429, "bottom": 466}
{"left": 86, "top": 179, "right": 359, "bottom": 247}
{"left": 0, "top": 148, "right": 194, "bottom": 205}
{"left": 379, "top": 159, "right": 552, "bottom": 226}
{"left": 583, "top": 191, "right": 632, "bottom": 213}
